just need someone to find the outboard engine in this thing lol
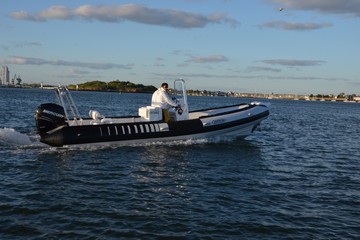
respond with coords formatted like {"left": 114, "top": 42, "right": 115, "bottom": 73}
{"left": 34, "top": 103, "right": 67, "bottom": 136}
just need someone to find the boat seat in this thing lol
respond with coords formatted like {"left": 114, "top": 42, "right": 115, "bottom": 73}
{"left": 89, "top": 110, "right": 113, "bottom": 124}
{"left": 90, "top": 118, "right": 113, "bottom": 125}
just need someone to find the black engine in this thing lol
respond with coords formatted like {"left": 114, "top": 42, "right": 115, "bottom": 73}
{"left": 35, "top": 103, "right": 67, "bottom": 136}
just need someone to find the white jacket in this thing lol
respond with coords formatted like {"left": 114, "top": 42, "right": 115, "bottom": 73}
{"left": 151, "top": 87, "right": 177, "bottom": 109}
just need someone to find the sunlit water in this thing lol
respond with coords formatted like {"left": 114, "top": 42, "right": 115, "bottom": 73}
{"left": 0, "top": 87, "right": 359, "bottom": 239}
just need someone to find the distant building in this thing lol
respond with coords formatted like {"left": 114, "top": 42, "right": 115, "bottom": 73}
{"left": 1, "top": 65, "right": 10, "bottom": 85}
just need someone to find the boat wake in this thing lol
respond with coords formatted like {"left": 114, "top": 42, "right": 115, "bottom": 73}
{"left": 62, "top": 134, "right": 243, "bottom": 151}
{"left": 0, "top": 128, "right": 32, "bottom": 145}
{"left": 0, "top": 128, "right": 48, "bottom": 149}
{"left": 0, "top": 127, "right": 247, "bottom": 153}
{"left": 141, "top": 135, "right": 241, "bottom": 147}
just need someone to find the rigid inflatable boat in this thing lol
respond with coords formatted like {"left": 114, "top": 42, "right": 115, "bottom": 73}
{"left": 34, "top": 79, "right": 269, "bottom": 147}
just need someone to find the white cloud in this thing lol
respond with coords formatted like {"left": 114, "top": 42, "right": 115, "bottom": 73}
{"left": 152, "top": 72, "right": 348, "bottom": 83}
{"left": 69, "top": 68, "right": 91, "bottom": 74}
{"left": 153, "top": 72, "right": 241, "bottom": 79}
{"left": 0, "top": 56, "right": 134, "bottom": 70}
{"left": 246, "top": 66, "right": 281, "bottom": 73}
{"left": 266, "top": 0, "right": 360, "bottom": 17}
{"left": 15, "top": 41, "right": 42, "bottom": 48}
{"left": 1, "top": 45, "right": 10, "bottom": 51}
{"left": 8, "top": 10, "right": 38, "bottom": 21}
{"left": 152, "top": 72, "right": 353, "bottom": 83}
{"left": 261, "top": 59, "right": 325, "bottom": 67}
{"left": 187, "top": 54, "right": 229, "bottom": 63}
{"left": 1, "top": 41, "right": 42, "bottom": 51}
{"left": 259, "top": 21, "right": 333, "bottom": 31}
{"left": 38, "top": 5, "right": 73, "bottom": 20}
{"left": 8, "top": 4, "right": 240, "bottom": 29}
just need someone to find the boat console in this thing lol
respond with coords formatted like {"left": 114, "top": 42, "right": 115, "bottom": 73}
{"left": 138, "top": 79, "right": 189, "bottom": 122}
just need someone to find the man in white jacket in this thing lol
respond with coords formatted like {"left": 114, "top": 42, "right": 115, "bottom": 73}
{"left": 151, "top": 82, "right": 179, "bottom": 122}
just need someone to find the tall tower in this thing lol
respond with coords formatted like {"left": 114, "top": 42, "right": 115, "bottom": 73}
{"left": 1, "top": 65, "right": 10, "bottom": 85}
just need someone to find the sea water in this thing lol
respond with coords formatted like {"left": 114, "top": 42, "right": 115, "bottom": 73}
{"left": 0, "top": 87, "right": 359, "bottom": 239}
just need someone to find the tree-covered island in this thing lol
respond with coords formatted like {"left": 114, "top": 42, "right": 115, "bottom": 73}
{"left": 67, "top": 80, "right": 157, "bottom": 93}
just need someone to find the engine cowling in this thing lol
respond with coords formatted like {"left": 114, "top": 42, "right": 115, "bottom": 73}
{"left": 34, "top": 103, "right": 67, "bottom": 136}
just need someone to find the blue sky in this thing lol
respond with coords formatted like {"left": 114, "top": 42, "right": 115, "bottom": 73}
{"left": 1, "top": 0, "right": 359, "bottom": 94}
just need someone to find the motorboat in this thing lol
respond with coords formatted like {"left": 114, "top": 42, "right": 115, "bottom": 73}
{"left": 34, "top": 79, "right": 270, "bottom": 147}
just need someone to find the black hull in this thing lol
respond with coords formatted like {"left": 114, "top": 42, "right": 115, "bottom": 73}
{"left": 40, "top": 108, "right": 269, "bottom": 147}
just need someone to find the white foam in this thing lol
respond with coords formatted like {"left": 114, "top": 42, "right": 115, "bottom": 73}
{"left": 0, "top": 128, "right": 32, "bottom": 145}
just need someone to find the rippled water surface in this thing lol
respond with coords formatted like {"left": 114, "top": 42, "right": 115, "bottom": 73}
{"left": 0, "top": 88, "right": 359, "bottom": 239}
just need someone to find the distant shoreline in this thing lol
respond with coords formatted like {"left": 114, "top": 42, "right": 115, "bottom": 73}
{"left": 1, "top": 84, "right": 359, "bottom": 103}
